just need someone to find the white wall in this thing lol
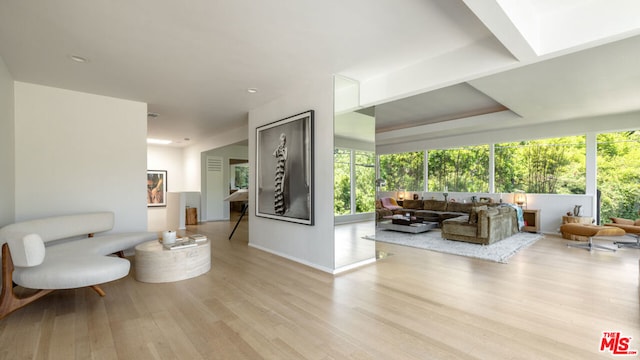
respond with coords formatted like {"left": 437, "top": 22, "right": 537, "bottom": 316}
{"left": 151, "top": 127, "right": 249, "bottom": 228}
{"left": 14, "top": 82, "right": 148, "bottom": 232}
{"left": 202, "top": 144, "right": 248, "bottom": 221}
{"left": 147, "top": 145, "right": 185, "bottom": 231}
{"left": 0, "top": 57, "right": 14, "bottom": 227}
{"left": 183, "top": 124, "right": 248, "bottom": 192}
{"left": 248, "top": 75, "right": 336, "bottom": 272}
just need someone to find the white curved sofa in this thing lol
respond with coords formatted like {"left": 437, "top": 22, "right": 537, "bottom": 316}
{"left": 0, "top": 212, "right": 157, "bottom": 319}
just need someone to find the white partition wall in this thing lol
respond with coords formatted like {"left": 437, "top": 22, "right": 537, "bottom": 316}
{"left": 248, "top": 75, "right": 336, "bottom": 272}
{"left": 205, "top": 156, "right": 224, "bottom": 220}
{"left": 14, "top": 82, "right": 148, "bottom": 233}
{"left": 151, "top": 192, "right": 201, "bottom": 232}
{"left": 0, "top": 57, "right": 14, "bottom": 227}
{"left": 166, "top": 192, "right": 182, "bottom": 231}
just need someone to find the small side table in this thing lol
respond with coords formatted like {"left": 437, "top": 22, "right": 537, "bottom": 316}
{"left": 522, "top": 209, "right": 540, "bottom": 233}
{"left": 134, "top": 239, "right": 211, "bottom": 283}
{"left": 562, "top": 215, "right": 593, "bottom": 225}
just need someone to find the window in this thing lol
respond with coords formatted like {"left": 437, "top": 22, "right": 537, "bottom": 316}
{"left": 378, "top": 151, "right": 424, "bottom": 191}
{"left": 597, "top": 131, "right": 640, "bottom": 222}
{"left": 427, "top": 145, "right": 489, "bottom": 192}
{"left": 334, "top": 148, "right": 351, "bottom": 215}
{"left": 230, "top": 161, "right": 249, "bottom": 189}
{"left": 373, "top": 131, "right": 640, "bottom": 229}
{"left": 334, "top": 148, "right": 376, "bottom": 215}
{"left": 355, "top": 150, "right": 375, "bottom": 213}
{"left": 495, "top": 136, "right": 585, "bottom": 194}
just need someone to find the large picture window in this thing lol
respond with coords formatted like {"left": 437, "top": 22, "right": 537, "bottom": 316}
{"left": 334, "top": 148, "right": 351, "bottom": 215}
{"left": 427, "top": 145, "right": 489, "bottom": 192}
{"left": 334, "top": 148, "right": 375, "bottom": 215}
{"left": 355, "top": 150, "right": 376, "bottom": 213}
{"left": 378, "top": 151, "right": 424, "bottom": 192}
{"left": 597, "top": 131, "right": 640, "bottom": 222}
{"left": 377, "top": 132, "right": 639, "bottom": 224}
{"left": 495, "top": 136, "right": 586, "bottom": 194}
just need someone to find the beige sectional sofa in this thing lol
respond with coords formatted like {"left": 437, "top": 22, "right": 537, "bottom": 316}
{"left": 376, "top": 198, "right": 520, "bottom": 245}
{"left": 441, "top": 206, "right": 519, "bottom": 245}
{"left": 400, "top": 199, "right": 475, "bottom": 224}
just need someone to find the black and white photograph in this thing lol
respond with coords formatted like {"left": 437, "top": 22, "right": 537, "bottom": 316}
{"left": 256, "top": 110, "right": 313, "bottom": 225}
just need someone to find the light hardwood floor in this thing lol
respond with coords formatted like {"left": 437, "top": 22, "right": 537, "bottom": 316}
{"left": 1, "top": 215, "right": 638, "bottom": 359}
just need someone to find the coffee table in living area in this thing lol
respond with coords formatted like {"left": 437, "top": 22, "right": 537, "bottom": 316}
{"left": 378, "top": 220, "right": 438, "bottom": 234}
{"left": 134, "top": 239, "right": 211, "bottom": 283}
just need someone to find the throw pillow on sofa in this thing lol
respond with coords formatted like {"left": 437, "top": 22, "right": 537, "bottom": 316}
{"left": 468, "top": 205, "right": 488, "bottom": 224}
{"left": 402, "top": 199, "right": 423, "bottom": 209}
{"left": 380, "top": 197, "right": 402, "bottom": 211}
{"left": 447, "top": 201, "right": 473, "bottom": 213}
{"left": 423, "top": 200, "right": 447, "bottom": 212}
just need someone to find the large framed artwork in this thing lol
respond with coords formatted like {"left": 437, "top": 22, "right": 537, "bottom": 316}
{"left": 147, "top": 170, "right": 167, "bottom": 207}
{"left": 256, "top": 110, "right": 314, "bottom": 225}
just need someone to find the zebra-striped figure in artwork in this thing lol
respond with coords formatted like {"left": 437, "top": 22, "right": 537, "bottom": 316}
{"left": 273, "top": 133, "right": 288, "bottom": 215}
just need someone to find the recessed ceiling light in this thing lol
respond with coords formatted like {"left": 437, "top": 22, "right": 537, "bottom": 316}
{"left": 247, "top": 88, "right": 258, "bottom": 93}
{"left": 147, "top": 138, "right": 172, "bottom": 145}
{"left": 69, "top": 55, "right": 89, "bottom": 63}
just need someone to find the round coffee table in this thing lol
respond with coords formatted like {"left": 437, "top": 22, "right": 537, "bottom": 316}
{"left": 134, "top": 239, "right": 211, "bottom": 283}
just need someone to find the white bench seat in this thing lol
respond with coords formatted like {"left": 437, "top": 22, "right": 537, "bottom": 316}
{"left": 12, "top": 254, "right": 130, "bottom": 290}
{"left": 0, "top": 212, "right": 157, "bottom": 319}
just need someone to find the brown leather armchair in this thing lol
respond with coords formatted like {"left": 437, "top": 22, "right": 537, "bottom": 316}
{"left": 375, "top": 199, "right": 393, "bottom": 222}
{"left": 604, "top": 217, "right": 640, "bottom": 248}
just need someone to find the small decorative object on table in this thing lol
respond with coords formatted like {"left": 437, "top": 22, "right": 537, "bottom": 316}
{"left": 573, "top": 205, "right": 582, "bottom": 217}
{"left": 163, "top": 238, "right": 197, "bottom": 250}
{"left": 162, "top": 230, "right": 177, "bottom": 245}
{"left": 189, "top": 234, "right": 208, "bottom": 242}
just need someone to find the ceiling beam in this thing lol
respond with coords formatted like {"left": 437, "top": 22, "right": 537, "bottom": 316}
{"left": 462, "top": 0, "right": 538, "bottom": 62}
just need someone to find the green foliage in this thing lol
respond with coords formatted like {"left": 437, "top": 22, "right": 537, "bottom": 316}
{"left": 334, "top": 148, "right": 375, "bottom": 215}
{"left": 336, "top": 131, "right": 639, "bottom": 222}
{"left": 427, "top": 146, "right": 489, "bottom": 192}
{"left": 334, "top": 175, "right": 351, "bottom": 215}
{"left": 234, "top": 166, "right": 249, "bottom": 188}
{"left": 597, "top": 131, "right": 640, "bottom": 223}
{"left": 495, "top": 136, "right": 586, "bottom": 194}
{"left": 379, "top": 151, "right": 424, "bottom": 191}
{"left": 355, "top": 151, "right": 376, "bottom": 213}
{"left": 334, "top": 149, "right": 351, "bottom": 215}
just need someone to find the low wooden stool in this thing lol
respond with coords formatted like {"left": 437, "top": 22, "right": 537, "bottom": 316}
{"left": 561, "top": 223, "right": 626, "bottom": 251}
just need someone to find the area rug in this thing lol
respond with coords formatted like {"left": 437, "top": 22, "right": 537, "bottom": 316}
{"left": 363, "top": 229, "right": 543, "bottom": 263}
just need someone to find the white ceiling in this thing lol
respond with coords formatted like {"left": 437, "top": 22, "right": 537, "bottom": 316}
{"left": 1, "top": 0, "right": 639, "bottom": 147}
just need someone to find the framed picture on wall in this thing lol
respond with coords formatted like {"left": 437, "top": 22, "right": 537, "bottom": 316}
{"left": 147, "top": 170, "right": 167, "bottom": 207}
{"left": 256, "top": 110, "right": 314, "bottom": 225}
